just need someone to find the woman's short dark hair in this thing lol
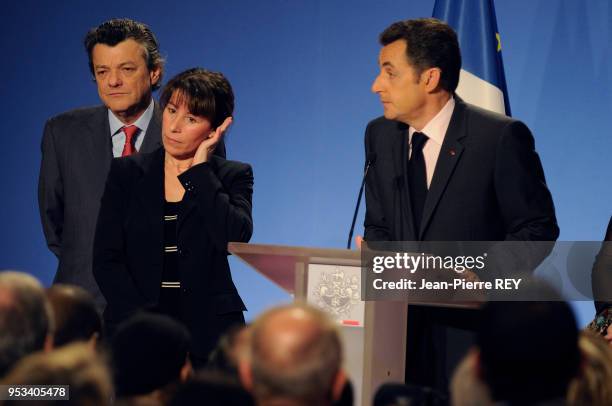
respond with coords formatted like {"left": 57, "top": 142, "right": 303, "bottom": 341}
{"left": 380, "top": 18, "right": 461, "bottom": 93}
{"left": 160, "top": 68, "right": 235, "bottom": 129}
{"left": 84, "top": 18, "right": 164, "bottom": 90}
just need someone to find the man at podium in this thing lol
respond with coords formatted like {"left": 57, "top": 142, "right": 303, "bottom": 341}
{"left": 363, "top": 18, "right": 558, "bottom": 391}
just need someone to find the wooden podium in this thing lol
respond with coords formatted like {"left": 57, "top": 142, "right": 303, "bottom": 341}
{"left": 229, "top": 242, "right": 407, "bottom": 406}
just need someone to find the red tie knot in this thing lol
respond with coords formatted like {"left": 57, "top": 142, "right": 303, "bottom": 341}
{"left": 121, "top": 125, "right": 139, "bottom": 157}
{"left": 122, "top": 125, "right": 139, "bottom": 141}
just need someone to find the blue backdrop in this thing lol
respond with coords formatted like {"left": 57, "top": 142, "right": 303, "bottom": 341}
{"left": 1, "top": 0, "right": 610, "bottom": 326}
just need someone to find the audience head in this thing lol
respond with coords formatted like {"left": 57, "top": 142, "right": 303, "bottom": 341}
{"left": 240, "top": 302, "right": 345, "bottom": 406}
{"left": 111, "top": 312, "right": 192, "bottom": 399}
{"left": 374, "top": 383, "right": 446, "bottom": 406}
{"left": 46, "top": 284, "right": 102, "bottom": 348}
{"left": 207, "top": 324, "right": 251, "bottom": 380}
{"left": 476, "top": 283, "right": 580, "bottom": 403}
{"left": 567, "top": 331, "right": 612, "bottom": 406}
{"left": 0, "top": 271, "right": 53, "bottom": 377}
{"left": 170, "top": 370, "right": 254, "bottom": 406}
{"left": 450, "top": 349, "right": 492, "bottom": 406}
{"left": 0, "top": 343, "right": 112, "bottom": 406}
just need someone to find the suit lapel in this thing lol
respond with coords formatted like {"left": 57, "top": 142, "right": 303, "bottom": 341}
{"left": 419, "top": 99, "right": 467, "bottom": 239}
{"left": 177, "top": 167, "right": 198, "bottom": 234}
{"left": 177, "top": 197, "right": 196, "bottom": 235}
{"left": 85, "top": 107, "right": 113, "bottom": 173}
{"left": 177, "top": 157, "right": 221, "bottom": 233}
{"left": 134, "top": 148, "right": 165, "bottom": 253}
{"left": 140, "top": 102, "right": 163, "bottom": 153}
{"left": 392, "top": 121, "right": 418, "bottom": 239}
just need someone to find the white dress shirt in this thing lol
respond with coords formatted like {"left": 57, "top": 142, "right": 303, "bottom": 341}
{"left": 408, "top": 97, "right": 456, "bottom": 188}
{"left": 108, "top": 99, "right": 155, "bottom": 158}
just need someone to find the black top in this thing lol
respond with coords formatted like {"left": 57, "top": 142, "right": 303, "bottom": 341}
{"left": 159, "top": 200, "right": 181, "bottom": 319}
{"left": 162, "top": 201, "right": 181, "bottom": 288}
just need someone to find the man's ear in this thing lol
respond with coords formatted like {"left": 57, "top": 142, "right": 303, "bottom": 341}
{"left": 238, "top": 359, "right": 254, "bottom": 392}
{"left": 473, "top": 348, "right": 483, "bottom": 379}
{"left": 423, "top": 67, "right": 442, "bottom": 92}
{"left": 180, "top": 356, "right": 193, "bottom": 382}
{"left": 43, "top": 333, "right": 54, "bottom": 352}
{"left": 150, "top": 66, "right": 162, "bottom": 87}
{"left": 331, "top": 368, "right": 348, "bottom": 401}
{"left": 87, "top": 332, "right": 99, "bottom": 350}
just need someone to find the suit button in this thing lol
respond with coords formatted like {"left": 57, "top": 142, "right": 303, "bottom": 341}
{"left": 184, "top": 180, "right": 195, "bottom": 193}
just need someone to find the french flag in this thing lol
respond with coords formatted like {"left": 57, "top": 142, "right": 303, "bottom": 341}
{"left": 433, "top": 0, "right": 511, "bottom": 116}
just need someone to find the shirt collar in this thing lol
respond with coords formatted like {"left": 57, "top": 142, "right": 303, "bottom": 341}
{"left": 108, "top": 98, "right": 155, "bottom": 136}
{"left": 409, "top": 96, "right": 455, "bottom": 146}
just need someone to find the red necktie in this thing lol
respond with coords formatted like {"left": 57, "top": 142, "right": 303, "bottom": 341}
{"left": 121, "top": 125, "right": 139, "bottom": 157}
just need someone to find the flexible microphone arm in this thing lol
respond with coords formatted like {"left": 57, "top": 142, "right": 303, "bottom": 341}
{"left": 347, "top": 153, "right": 376, "bottom": 249}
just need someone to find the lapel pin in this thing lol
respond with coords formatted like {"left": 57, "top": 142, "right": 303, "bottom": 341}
{"left": 449, "top": 148, "right": 456, "bottom": 156}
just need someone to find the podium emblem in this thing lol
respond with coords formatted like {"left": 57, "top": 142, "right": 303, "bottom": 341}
{"left": 313, "top": 269, "right": 360, "bottom": 318}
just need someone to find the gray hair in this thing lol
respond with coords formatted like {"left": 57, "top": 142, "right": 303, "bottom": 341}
{"left": 0, "top": 271, "right": 54, "bottom": 377}
{"left": 2, "top": 343, "right": 112, "bottom": 406}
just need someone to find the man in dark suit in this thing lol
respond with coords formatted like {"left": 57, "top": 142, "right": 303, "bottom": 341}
{"left": 364, "top": 18, "right": 559, "bottom": 391}
{"left": 38, "top": 19, "right": 165, "bottom": 310}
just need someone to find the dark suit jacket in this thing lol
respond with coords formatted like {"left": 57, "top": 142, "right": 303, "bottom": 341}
{"left": 93, "top": 147, "right": 252, "bottom": 358}
{"left": 363, "top": 98, "right": 559, "bottom": 389}
{"left": 364, "top": 98, "right": 558, "bottom": 243}
{"left": 38, "top": 104, "right": 162, "bottom": 308}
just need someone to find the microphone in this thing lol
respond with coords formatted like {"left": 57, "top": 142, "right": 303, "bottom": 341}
{"left": 347, "top": 153, "right": 377, "bottom": 249}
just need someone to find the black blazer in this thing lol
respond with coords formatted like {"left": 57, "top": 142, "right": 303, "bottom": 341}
{"left": 364, "top": 97, "right": 559, "bottom": 243}
{"left": 38, "top": 105, "right": 162, "bottom": 309}
{"left": 93, "top": 147, "right": 251, "bottom": 357}
{"left": 363, "top": 98, "right": 559, "bottom": 389}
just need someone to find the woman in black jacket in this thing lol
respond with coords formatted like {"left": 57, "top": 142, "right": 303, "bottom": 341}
{"left": 94, "top": 68, "right": 252, "bottom": 366}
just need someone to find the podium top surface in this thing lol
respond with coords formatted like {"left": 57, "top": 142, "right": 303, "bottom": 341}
{"left": 229, "top": 242, "right": 480, "bottom": 309}
{"left": 228, "top": 242, "right": 360, "bottom": 293}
